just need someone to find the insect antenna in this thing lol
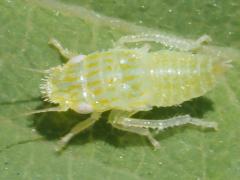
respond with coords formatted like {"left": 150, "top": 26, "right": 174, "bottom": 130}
{"left": 19, "top": 67, "right": 49, "bottom": 74}
{"left": 17, "top": 107, "right": 64, "bottom": 118}
{"left": 212, "top": 58, "right": 233, "bottom": 76}
{"left": 222, "top": 59, "right": 233, "bottom": 69}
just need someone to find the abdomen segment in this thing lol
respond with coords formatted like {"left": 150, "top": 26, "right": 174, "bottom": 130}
{"left": 146, "top": 50, "right": 225, "bottom": 107}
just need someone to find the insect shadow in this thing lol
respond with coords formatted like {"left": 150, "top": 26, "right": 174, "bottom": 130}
{"left": 28, "top": 96, "right": 214, "bottom": 149}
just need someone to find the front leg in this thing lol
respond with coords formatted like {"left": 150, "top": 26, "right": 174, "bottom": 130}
{"left": 49, "top": 38, "right": 86, "bottom": 64}
{"left": 49, "top": 38, "right": 75, "bottom": 60}
{"left": 56, "top": 112, "right": 101, "bottom": 151}
{"left": 108, "top": 110, "right": 160, "bottom": 149}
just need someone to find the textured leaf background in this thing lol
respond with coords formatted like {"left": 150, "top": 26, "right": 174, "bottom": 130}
{"left": 0, "top": 0, "right": 240, "bottom": 179}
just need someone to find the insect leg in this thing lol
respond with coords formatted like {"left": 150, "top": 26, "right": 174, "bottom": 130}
{"left": 56, "top": 112, "right": 101, "bottom": 151}
{"left": 120, "top": 115, "right": 218, "bottom": 131}
{"left": 115, "top": 34, "right": 211, "bottom": 52}
{"left": 21, "top": 107, "right": 67, "bottom": 116}
{"left": 139, "top": 43, "right": 151, "bottom": 52}
{"left": 49, "top": 38, "right": 75, "bottom": 60}
{"left": 108, "top": 110, "right": 160, "bottom": 148}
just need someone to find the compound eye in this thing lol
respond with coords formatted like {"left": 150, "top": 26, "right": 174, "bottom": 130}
{"left": 73, "top": 103, "right": 93, "bottom": 114}
{"left": 69, "top": 55, "right": 86, "bottom": 64}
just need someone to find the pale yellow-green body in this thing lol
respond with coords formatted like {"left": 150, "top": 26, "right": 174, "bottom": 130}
{"left": 43, "top": 49, "right": 224, "bottom": 113}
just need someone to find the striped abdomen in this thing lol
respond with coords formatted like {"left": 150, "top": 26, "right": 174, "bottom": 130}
{"left": 146, "top": 50, "right": 228, "bottom": 107}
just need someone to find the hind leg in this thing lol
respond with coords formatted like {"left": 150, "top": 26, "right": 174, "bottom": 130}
{"left": 109, "top": 111, "right": 217, "bottom": 148}
{"left": 108, "top": 110, "right": 160, "bottom": 148}
{"left": 115, "top": 34, "right": 211, "bottom": 52}
{"left": 120, "top": 115, "right": 218, "bottom": 130}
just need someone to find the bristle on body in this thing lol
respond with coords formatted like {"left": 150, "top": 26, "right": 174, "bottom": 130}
{"left": 212, "top": 59, "right": 233, "bottom": 75}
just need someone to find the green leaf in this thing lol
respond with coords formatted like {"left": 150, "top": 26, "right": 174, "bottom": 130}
{"left": 0, "top": 0, "right": 240, "bottom": 179}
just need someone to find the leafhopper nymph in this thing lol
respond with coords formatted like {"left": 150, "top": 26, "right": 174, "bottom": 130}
{"left": 30, "top": 34, "right": 231, "bottom": 150}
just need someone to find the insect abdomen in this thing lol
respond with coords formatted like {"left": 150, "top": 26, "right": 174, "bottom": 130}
{"left": 145, "top": 50, "right": 228, "bottom": 107}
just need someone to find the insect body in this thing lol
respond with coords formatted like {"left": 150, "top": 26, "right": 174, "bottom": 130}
{"left": 37, "top": 35, "right": 230, "bottom": 150}
{"left": 43, "top": 49, "right": 225, "bottom": 112}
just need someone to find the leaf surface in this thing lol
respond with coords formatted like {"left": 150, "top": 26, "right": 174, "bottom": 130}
{"left": 0, "top": 0, "right": 240, "bottom": 179}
